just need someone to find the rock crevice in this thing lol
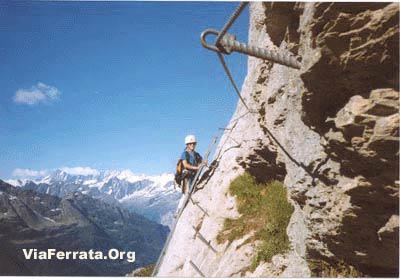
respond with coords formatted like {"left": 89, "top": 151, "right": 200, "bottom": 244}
{"left": 157, "top": 2, "right": 398, "bottom": 277}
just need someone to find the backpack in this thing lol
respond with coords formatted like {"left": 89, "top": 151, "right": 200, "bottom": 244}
{"left": 174, "top": 150, "right": 202, "bottom": 186}
{"left": 175, "top": 151, "right": 189, "bottom": 186}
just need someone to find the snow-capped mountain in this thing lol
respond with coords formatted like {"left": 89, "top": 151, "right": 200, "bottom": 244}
{"left": 7, "top": 169, "right": 181, "bottom": 228}
{"left": 0, "top": 180, "right": 168, "bottom": 276}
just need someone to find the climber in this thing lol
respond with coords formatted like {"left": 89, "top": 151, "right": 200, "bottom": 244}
{"left": 180, "top": 134, "right": 205, "bottom": 194}
{"left": 174, "top": 134, "right": 207, "bottom": 217}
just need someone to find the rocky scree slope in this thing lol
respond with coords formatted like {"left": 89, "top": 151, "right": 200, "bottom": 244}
{"left": 157, "top": 2, "right": 398, "bottom": 277}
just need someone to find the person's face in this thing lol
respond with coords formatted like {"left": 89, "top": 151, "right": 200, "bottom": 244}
{"left": 187, "top": 142, "right": 196, "bottom": 151}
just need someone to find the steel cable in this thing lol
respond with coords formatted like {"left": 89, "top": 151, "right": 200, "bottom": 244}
{"left": 215, "top": 2, "right": 248, "bottom": 47}
{"left": 217, "top": 52, "right": 256, "bottom": 113}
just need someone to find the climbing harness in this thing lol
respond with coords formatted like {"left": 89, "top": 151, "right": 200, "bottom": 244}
{"left": 152, "top": 136, "right": 218, "bottom": 277}
{"left": 200, "top": 2, "right": 301, "bottom": 114}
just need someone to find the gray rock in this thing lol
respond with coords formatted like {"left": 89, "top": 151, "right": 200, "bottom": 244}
{"left": 158, "top": 2, "right": 398, "bottom": 277}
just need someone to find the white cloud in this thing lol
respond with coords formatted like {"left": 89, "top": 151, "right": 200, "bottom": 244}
{"left": 12, "top": 168, "right": 49, "bottom": 178}
{"left": 60, "top": 167, "right": 100, "bottom": 176}
{"left": 13, "top": 82, "right": 61, "bottom": 105}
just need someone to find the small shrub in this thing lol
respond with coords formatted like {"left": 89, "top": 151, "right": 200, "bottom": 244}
{"left": 309, "top": 259, "right": 364, "bottom": 277}
{"left": 217, "top": 172, "right": 294, "bottom": 271}
{"left": 134, "top": 264, "right": 155, "bottom": 277}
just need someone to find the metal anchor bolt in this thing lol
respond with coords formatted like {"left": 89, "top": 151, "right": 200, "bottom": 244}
{"left": 200, "top": 28, "right": 301, "bottom": 69}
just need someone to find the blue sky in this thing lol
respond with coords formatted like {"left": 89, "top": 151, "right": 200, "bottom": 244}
{"left": 0, "top": 1, "right": 249, "bottom": 179}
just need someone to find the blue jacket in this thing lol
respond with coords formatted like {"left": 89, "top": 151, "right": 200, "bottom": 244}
{"left": 181, "top": 149, "right": 202, "bottom": 176}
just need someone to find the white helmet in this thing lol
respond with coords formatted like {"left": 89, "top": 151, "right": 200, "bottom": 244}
{"left": 185, "top": 134, "right": 197, "bottom": 144}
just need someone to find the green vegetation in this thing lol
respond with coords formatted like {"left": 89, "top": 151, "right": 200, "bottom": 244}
{"left": 134, "top": 264, "right": 155, "bottom": 277}
{"left": 217, "top": 172, "right": 294, "bottom": 271}
{"left": 309, "top": 259, "right": 364, "bottom": 277}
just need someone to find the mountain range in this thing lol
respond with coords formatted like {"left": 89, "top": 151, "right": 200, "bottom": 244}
{"left": 7, "top": 169, "right": 181, "bottom": 228}
{"left": 0, "top": 180, "right": 169, "bottom": 276}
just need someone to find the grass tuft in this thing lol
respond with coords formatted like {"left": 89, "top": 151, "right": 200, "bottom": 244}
{"left": 133, "top": 264, "right": 155, "bottom": 277}
{"left": 217, "top": 172, "right": 294, "bottom": 271}
{"left": 309, "top": 259, "right": 364, "bottom": 277}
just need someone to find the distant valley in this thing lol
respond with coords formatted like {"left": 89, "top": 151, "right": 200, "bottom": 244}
{"left": 7, "top": 169, "right": 181, "bottom": 228}
{"left": 0, "top": 180, "right": 169, "bottom": 276}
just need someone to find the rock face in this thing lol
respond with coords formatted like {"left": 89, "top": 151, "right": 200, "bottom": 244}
{"left": 157, "top": 2, "right": 398, "bottom": 277}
